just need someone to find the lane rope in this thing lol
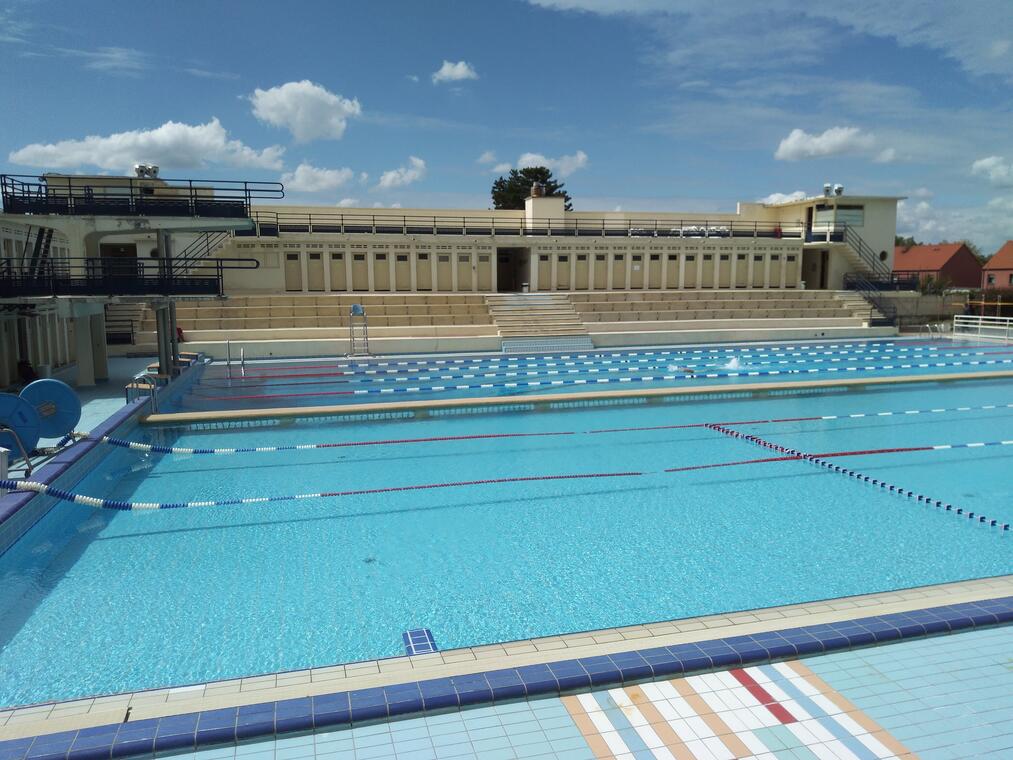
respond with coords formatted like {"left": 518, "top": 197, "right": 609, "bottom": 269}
{"left": 76, "top": 401, "right": 1013, "bottom": 456}
{"left": 0, "top": 471, "right": 643, "bottom": 511}
{"left": 703, "top": 424, "right": 1010, "bottom": 533}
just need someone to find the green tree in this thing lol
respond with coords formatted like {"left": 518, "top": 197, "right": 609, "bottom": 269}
{"left": 491, "top": 167, "right": 572, "bottom": 211}
{"left": 895, "top": 235, "right": 920, "bottom": 248}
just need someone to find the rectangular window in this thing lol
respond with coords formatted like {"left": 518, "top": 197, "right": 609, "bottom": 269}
{"left": 720, "top": 254, "right": 729, "bottom": 261}
{"left": 286, "top": 253, "right": 298, "bottom": 261}
{"left": 771, "top": 254, "right": 780, "bottom": 261}
{"left": 396, "top": 255, "right": 408, "bottom": 262}
{"left": 330, "top": 252, "right": 343, "bottom": 261}
{"left": 558, "top": 255, "right": 569, "bottom": 262}
{"left": 786, "top": 255, "right": 796, "bottom": 262}
{"left": 309, "top": 253, "right": 321, "bottom": 260}
{"left": 632, "top": 255, "right": 642, "bottom": 261}
{"left": 353, "top": 254, "right": 365, "bottom": 261}
{"left": 478, "top": 255, "right": 489, "bottom": 262}
{"left": 418, "top": 253, "right": 429, "bottom": 260}
{"left": 650, "top": 254, "right": 660, "bottom": 261}
{"left": 667, "top": 254, "right": 677, "bottom": 261}
{"left": 686, "top": 255, "right": 695, "bottom": 261}
{"left": 375, "top": 253, "right": 387, "bottom": 261}
{"left": 577, "top": 254, "right": 587, "bottom": 261}
{"left": 438, "top": 255, "right": 450, "bottom": 262}
{"left": 737, "top": 254, "right": 747, "bottom": 261}
{"left": 539, "top": 255, "right": 549, "bottom": 261}
{"left": 754, "top": 255, "right": 763, "bottom": 262}
{"left": 836, "top": 204, "right": 865, "bottom": 227}
{"left": 614, "top": 254, "right": 624, "bottom": 261}
{"left": 458, "top": 254, "right": 470, "bottom": 262}
{"left": 595, "top": 254, "right": 606, "bottom": 261}
{"left": 703, "top": 254, "right": 713, "bottom": 261}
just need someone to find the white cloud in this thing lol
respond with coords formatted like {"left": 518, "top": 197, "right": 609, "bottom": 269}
{"left": 516, "top": 150, "right": 589, "bottom": 177}
{"left": 759, "top": 191, "right": 807, "bottom": 204}
{"left": 8, "top": 118, "right": 284, "bottom": 171}
{"left": 372, "top": 201, "right": 403, "bottom": 208}
{"left": 898, "top": 198, "right": 1013, "bottom": 252}
{"left": 874, "top": 147, "right": 897, "bottom": 163}
{"left": 432, "top": 60, "right": 479, "bottom": 84}
{"left": 912, "top": 187, "right": 934, "bottom": 199}
{"left": 185, "top": 67, "right": 240, "bottom": 81}
{"left": 774, "top": 126, "right": 877, "bottom": 160}
{"left": 971, "top": 156, "right": 1013, "bottom": 187}
{"left": 280, "top": 162, "right": 354, "bottom": 192}
{"left": 337, "top": 198, "right": 360, "bottom": 207}
{"left": 491, "top": 162, "right": 512, "bottom": 174}
{"left": 58, "top": 46, "right": 148, "bottom": 75}
{"left": 249, "top": 80, "right": 361, "bottom": 142}
{"left": 376, "top": 156, "right": 427, "bottom": 189}
{"left": 476, "top": 150, "right": 497, "bottom": 164}
{"left": 406, "top": 74, "right": 420, "bottom": 83}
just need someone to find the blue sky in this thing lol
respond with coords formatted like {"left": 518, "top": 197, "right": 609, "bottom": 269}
{"left": 2, "top": 0, "right": 1012, "bottom": 250}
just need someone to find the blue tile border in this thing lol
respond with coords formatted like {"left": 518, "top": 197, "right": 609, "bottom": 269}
{"left": 2, "top": 595, "right": 1010, "bottom": 760}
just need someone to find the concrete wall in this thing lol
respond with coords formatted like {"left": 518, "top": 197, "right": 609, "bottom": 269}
{"left": 875, "top": 291, "right": 966, "bottom": 327}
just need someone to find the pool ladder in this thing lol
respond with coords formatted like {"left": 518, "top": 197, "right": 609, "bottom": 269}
{"left": 0, "top": 425, "right": 34, "bottom": 477}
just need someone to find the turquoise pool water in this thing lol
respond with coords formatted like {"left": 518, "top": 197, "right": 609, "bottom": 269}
{"left": 170, "top": 338, "right": 1013, "bottom": 411}
{"left": 0, "top": 373, "right": 1011, "bottom": 707}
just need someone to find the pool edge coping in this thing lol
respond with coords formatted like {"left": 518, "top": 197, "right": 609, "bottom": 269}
{"left": 140, "top": 369, "right": 1013, "bottom": 425}
{"left": 1, "top": 574, "right": 1010, "bottom": 756}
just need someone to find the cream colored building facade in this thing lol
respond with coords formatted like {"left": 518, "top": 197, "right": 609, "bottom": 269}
{"left": 208, "top": 192, "right": 901, "bottom": 296}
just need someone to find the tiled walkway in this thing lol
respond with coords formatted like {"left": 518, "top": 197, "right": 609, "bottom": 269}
{"left": 159, "top": 625, "right": 1013, "bottom": 760}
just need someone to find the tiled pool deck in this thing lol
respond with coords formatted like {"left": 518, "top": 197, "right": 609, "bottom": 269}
{"left": 29, "top": 623, "right": 1007, "bottom": 760}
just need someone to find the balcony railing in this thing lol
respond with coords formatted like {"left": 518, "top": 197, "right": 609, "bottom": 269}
{"left": 1, "top": 174, "right": 284, "bottom": 218}
{"left": 843, "top": 273, "right": 919, "bottom": 291}
{"left": 0, "top": 256, "right": 258, "bottom": 298}
{"left": 237, "top": 211, "right": 806, "bottom": 239}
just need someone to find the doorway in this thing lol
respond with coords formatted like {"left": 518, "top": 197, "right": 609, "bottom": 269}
{"left": 496, "top": 247, "right": 529, "bottom": 292}
{"left": 802, "top": 249, "right": 828, "bottom": 289}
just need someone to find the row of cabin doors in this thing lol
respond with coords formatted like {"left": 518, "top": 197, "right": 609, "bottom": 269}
{"left": 283, "top": 251, "right": 486, "bottom": 292}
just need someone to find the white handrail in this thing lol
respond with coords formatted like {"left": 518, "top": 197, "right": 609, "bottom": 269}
{"left": 953, "top": 314, "right": 1013, "bottom": 344}
{"left": 132, "top": 372, "right": 158, "bottom": 414}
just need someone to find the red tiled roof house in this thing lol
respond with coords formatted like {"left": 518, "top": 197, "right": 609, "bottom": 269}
{"left": 983, "top": 241, "right": 1013, "bottom": 289}
{"left": 893, "top": 243, "right": 982, "bottom": 288}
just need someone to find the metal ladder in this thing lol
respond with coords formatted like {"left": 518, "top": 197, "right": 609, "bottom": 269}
{"left": 348, "top": 304, "right": 370, "bottom": 356}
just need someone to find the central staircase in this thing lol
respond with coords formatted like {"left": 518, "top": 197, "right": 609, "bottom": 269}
{"left": 485, "top": 293, "right": 594, "bottom": 352}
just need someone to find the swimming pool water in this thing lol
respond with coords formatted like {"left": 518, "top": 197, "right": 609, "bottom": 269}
{"left": 169, "top": 338, "right": 1013, "bottom": 411}
{"left": 1, "top": 374, "right": 1010, "bottom": 707}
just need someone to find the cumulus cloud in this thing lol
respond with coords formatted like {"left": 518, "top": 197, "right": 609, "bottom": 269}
{"left": 432, "top": 60, "right": 479, "bottom": 84}
{"left": 874, "top": 147, "right": 897, "bottom": 163}
{"left": 774, "top": 126, "right": 877, "bottom": 160}
{"left": 971, "top": 156, "right": 1013, "bottom": 187}
{"left": 759, "top": 191, "right": 807, "bottom": 204}
{"left": 250, "top": 80, "right": 361, "bottom": 142}
{"left": 280, "top": 162, "right": 354, "bottom": 192}
{"left": 491, "top": 162, "right": 512, "bottom": 174}
{"left": 897, "top": 197, "right": 1013, "bottom": 252}
{"left": 476, "top": 150, "right": 497, "bottom": 164}
{"left": 8, "top": 118, "right": 284, "bottom": 171}
{"left": 376, "top": 156, "right": 426, "bottom": 189}
{"left": 516, "top": 150, "right": 589, "bottom": 177}
{"left": 337, "top": 198, "right": 360, "bottom": 207}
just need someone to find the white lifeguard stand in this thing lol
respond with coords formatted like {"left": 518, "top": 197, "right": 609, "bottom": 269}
{"left": 348, "top": 304, "right": 370, "bottom": 356}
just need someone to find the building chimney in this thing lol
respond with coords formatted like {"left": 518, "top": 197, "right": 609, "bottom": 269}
{"left": 531, "top": 182, "right": 544, "bottom": 198}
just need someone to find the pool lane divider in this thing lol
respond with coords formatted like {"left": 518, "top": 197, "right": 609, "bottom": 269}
{"left": 702, "top": 424, "right": 1011, "bottom": 533}
{"left": 77, "top": 400, "right": 1013, "bottom": 456}
{"left": 2, "top": 595, "right": 1011, "bottom": 760}
{"left": 183, "top": 355, "right": 1013, "bottom": 402}
{"left": 0, "top": 471, "right": 644, "bottom": 511}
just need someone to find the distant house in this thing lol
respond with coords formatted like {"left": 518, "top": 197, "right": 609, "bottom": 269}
{"left": 983, "top": 241, "right": 1013, "bottom": 289}
{"left": 893, "top": 243, "right": 982, "bottom": 288}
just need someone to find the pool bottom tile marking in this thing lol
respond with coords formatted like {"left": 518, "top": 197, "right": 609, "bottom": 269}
{"left": 402, "top": 629, "right": 438, "bottom": 656}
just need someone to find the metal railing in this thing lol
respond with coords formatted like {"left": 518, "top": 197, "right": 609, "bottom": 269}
{"left": 0, "top": 255, "right": 258, "bottom": 297}
{"left": 0, "top": 426, "right": 34, "bottom": 476}
{"left": 842, "top": 226, "right": 891, "bottom": 277}
{"left": 843, "top": 273, "right": 918, "bottom": 291}
{"left": 953, "top": 314, "right": 1013, "bottom": 343}
{"left": 238, "top": 211, "right": 805, "bottom": 239}
{"left": 131, "top": 373, "right": 158, "bottom": 414}
{"left": 1, "top": 174, "right": 283, "bottom": 218}
{"left": 170, "top": 231, "right": 233, "bottom": 277}
{"left": 841, "top": 271, "right": 898, "bottom": 326}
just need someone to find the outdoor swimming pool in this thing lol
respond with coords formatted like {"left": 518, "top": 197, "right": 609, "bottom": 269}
{"left": 1, "top": 353, "right": 1010, "bottom": 707}
{"left": 173, "top": 338, "right": 1013, "bottom": 411}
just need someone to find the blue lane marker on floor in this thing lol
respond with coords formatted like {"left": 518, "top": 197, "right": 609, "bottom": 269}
{"left": 403, "top": 628, "right": 438, "bottom": 655}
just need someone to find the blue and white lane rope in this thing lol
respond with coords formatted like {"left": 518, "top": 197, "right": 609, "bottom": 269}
{"left": 703, "top": 424, "right": 1011, "bottom": 533}
{"left": 0, "top": 471, "right": 642, "bottom": 512}
{"left": 77, "top": 400, "right": 1013, "bottom": 456}
{"left": 184, "top": 356, "right": 1013, "bottom": 405}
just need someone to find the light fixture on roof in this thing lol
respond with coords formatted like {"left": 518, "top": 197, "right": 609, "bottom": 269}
{"left": 133, "top": 163, "right": 159, "bottom": 178}
{"left": 833, "top": 184, "right": 844, "bottom": 196}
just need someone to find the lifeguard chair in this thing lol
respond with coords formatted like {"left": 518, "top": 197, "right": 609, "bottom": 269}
{"left": 348, "top": 303, "right": 370, "bottom": 356}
